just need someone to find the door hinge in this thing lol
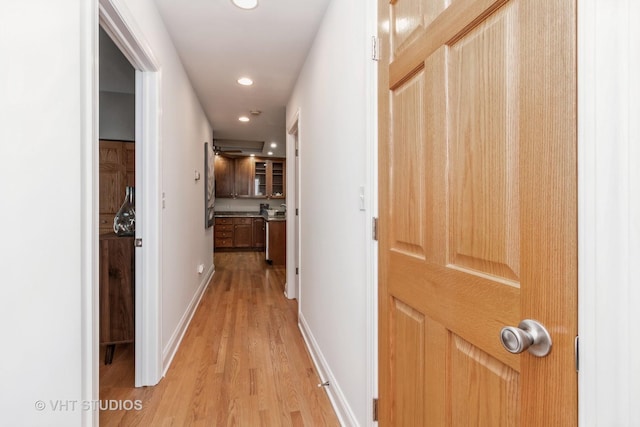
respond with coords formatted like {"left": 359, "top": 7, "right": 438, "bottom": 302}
{"left": 372, "top": 217, "right": 379, "bottom": 241}
{"left": 295, "top": 148, "right": 299, "bottom": 157}
{"left": 296, "top": 208, "right": 299, "bottom": 216}
{"left": 371, "top": 36, "right": 380, "bottom": 61}
{"left": 296, "top": 267, "right": 299, "bottom": 275}
{"left": 373, "top": 398, "right": 379, "bottom": 422}
{"left": 575, "top": 336, "right": 579, "bottom": 372}
{"left": 135, "top": 238, "right": 143, "bottom": 247}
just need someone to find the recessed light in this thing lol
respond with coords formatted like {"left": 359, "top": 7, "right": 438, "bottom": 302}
{"left": 268, "top": 151, "right": 273, "bottom": 156}
{"left": 237, "top": 77, "right": 253, "bottom": 86}
{"left": 231, "top": 0, "right": 258, "bottom": 10}
{"left": 239, "top": 116, "right": 250, "bottom": 122}
{"left": 270, "top": 142, "right": 277, "bottom": 148}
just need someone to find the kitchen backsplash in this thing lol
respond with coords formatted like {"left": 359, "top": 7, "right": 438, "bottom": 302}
{"left": 215, "top": 198, "right": 284, "bottom": 212}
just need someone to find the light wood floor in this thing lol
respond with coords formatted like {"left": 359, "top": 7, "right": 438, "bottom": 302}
{"left": 99, "top": 252, "right": 339, "bottom": 426}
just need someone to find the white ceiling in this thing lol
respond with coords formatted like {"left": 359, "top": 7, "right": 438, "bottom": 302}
{"left": 153, "top": 0, "right": 331, "bottom": 157}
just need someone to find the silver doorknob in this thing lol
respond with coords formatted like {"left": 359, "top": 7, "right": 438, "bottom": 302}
{"left": 500, "top": 319, "right": 552, "bottom": 357}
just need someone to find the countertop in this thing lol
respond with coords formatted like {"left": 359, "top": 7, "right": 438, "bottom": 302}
{"left": 214, "top": 211, "right": 286, "bottom": 222}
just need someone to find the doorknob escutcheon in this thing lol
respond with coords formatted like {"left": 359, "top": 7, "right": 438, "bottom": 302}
{"left": 500, "top": 319, "right": 552, "bottom": 357}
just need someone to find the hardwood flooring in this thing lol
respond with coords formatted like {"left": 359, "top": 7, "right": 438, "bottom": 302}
{"left": 99, "top": 252, "right": 339, "bottom": 426}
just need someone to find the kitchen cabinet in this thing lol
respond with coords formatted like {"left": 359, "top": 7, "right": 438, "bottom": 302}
{"left": 214, "top": 155, "right": 235, "bottom": 197}
{"left": 214, "top": 216, "right": 266, "bottom": 250}
{"left": 233, "top": 217, "right": 253, "bottom": 247}
{"left": 214, "top": 217, "right": 234, "bottom": 248}
{"left": 215, "top": 155, "right": 286, "bottom": 199}
{"left": 266, "top": 220, "right": 286, "bottom": 265}
{"left": 253, "top": 218, "right": 265, "bottom": 248}
{"left": 267, "top": 160, "right": 285, "bottom": 199}
{"left": 99, "top": 233, "right": 135, "bottom": 364}
{"left": 252, "top": 159, "right": 286, "bottom": 199}
{"left": 99, "top": 140, "right": 135, "bottom": 235}
{"left": 214, "top": 155, "right": 253, "bottom": 198}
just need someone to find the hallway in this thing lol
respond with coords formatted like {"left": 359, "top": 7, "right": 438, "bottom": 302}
{"left": 100, "top": 252, "right": 339, "bottom": 426}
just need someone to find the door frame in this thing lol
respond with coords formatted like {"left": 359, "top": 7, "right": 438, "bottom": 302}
{"left": 286, "top": 111, "right": 300, "bottom": 300}
{"left": 97, "top": 0, "right": 163, "bottom": 388}
{"left": 578, "top": 0, "right": 640, "bottom": 423}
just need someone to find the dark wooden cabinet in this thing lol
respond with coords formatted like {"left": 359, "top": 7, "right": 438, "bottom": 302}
{"left": 99, "top": 140, "right": 135, "bottom": 235}
{"left": 266, "top": 220, "right": 286, "bottom": 265}
{"left": 253, "top": 218, "right": 265, "bottom": 248}
{"left": 233, "top": 218, "right": 253, "bottom": 247}
{"left": 234, "top": 157, "right": 253, "bottom": 197}
{"left": 214, "top": 155, "right": 285, "bottom": 199}
{"left": 267, "top": 160, "right": 285, "bottom": 199}
{"left": 99, "top": 234, "right": 135, "bottom": 363}
{"left": 214, "top": 216, "right": 266, "bottom": 251}
{"left": 214, "top": 155, "right": 254, "bottom": 198}
{"left": 214, "top": 155, "right": 235, "bottom": 197}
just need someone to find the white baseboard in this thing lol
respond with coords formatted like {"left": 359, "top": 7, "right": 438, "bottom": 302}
{"left": 298, "top": 313, "right": 359, "bottom": 426}
{"left": 162, "top": 265, "right": 214, "bottom": 375}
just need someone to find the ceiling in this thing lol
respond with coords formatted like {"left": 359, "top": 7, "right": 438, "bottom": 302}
{"left": 153, "top": 0, "right": 331, "bottom": 157}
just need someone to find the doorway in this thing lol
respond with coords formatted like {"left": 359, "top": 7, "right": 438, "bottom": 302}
{"left": 286, "top": 112, "right": 300, "bottom": 300}
{"left": 98, "top": 0, "right": 163, "bottom": 388}
{"left": 98, "top": 26, "right": 136, "bottom": 384}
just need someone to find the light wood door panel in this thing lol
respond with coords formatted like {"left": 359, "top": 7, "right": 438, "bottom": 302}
{"left": 378, "top": 0, "right": 577, "bottom": 424}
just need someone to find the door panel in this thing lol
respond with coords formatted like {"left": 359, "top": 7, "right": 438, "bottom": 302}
{"left": 378, "top": 0, "right": 577, "bottom": 424}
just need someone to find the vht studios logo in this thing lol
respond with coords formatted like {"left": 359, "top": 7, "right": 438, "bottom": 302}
{"left": 35, "top": 399, "right": 143, "bottom": 411}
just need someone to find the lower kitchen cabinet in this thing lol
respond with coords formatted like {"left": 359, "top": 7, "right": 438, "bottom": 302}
{"left": 266, "top": 220, "right": 286, "bottom": 265}
{"left": 233, "top": 218, "right": 253, "bottom": 247}
{"left": 214, "top": 216, "right": 266, "bottom": 251}
{"left": 253, "top": 218, "right": 265, "bottom": 248}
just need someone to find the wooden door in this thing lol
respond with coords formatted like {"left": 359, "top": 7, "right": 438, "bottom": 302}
{"left": 378, "top": 0, "right": 577, "bottom": 425}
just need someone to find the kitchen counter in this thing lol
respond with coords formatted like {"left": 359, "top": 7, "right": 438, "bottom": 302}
{"left": 214, "top": 211, "right": 287, "bottom": 222}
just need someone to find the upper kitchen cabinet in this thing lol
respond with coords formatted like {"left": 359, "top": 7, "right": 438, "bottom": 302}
{"left": 253, "top": 159, "right": 286, "bottom": 199}
{"left": 215, "top": 155, "right": 285, "bottom": 199}
{"left": 268, "top": 160, "right": 285, "bottom": 199}
{"left": 214, "top": 155, "right": 254, "bottom": 198}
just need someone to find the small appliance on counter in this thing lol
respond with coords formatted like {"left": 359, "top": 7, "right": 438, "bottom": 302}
{"left": 259, "top": 203, "right": 269, "bottom": 215}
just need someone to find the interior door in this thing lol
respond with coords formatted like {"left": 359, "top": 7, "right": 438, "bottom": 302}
{"left": 378, "top": 0, "right": 577, "bottom": 425}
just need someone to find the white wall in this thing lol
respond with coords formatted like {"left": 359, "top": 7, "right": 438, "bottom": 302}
{"left": 286, "top": 0, "right": 372, "bottom": 424}
{"left": 99, "top": 27, "right": 136, "bottom": 141}
{"left": 0, "top": 1, "right": 93, "bottom": 425}
{"left": 0, "top": 0, "right": 213, "bottom": 424}
{"left": 118, "top": 0, "right": 214, "bottom": 367}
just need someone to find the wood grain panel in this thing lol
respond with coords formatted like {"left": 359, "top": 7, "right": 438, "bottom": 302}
{"left": 389, "top": 251, "right": 520, "bottom": 370}
{"left": 390, "top": 0, "right": 449, "bottom": 59}
{"left": 390, "top": 70, "right": 427, "bottom": 258}
{"left": 390, "top": 298, "right": 425, "bottom": 426}
{"left": 447, "top": 2, "right": 520, "bottom": 283}
{"left": 450, "top": 335, "right": 519, "bottom": 425}
{"left": 389, "top": 0, "right": 509, "bottom": 89}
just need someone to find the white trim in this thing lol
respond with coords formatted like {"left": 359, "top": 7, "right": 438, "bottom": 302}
{"left": 80, "top": 0, "right": 99, "bottom": 425}
{"left": 286, "top": 110, "right": 300, "bottom": 300}
{"left": 578, "top": 0, "right": 640, "bottom": 424}
{"left": 163, "top": 266, "right": 215, "bottom": 374}
{"left": 298, "top": 314, "right": 359, "bottom": 426}
{"left": 364, "top": 0, "right": 379, "bottom": 424}
{"left": 135, "top": 69, "right": 163, "bottom": 386}
{"left": 98, "top": 0, "right": 163, "bottom": 387}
